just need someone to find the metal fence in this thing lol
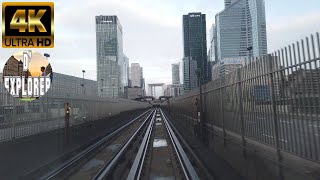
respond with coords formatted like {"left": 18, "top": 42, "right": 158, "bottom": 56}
{"left": 0, "top": 78, "right": 149, "bottom": 142}
{"left": 167, "top": 32, "right": 320, "bottom": 163}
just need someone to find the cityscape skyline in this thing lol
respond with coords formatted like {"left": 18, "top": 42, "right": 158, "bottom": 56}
{"left": 0, "top": 0, "right": 319, "bottom": 95}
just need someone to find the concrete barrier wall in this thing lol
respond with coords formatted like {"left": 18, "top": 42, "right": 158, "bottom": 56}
{"left": 0, "top": 89, "right": 151, "bottom": 142}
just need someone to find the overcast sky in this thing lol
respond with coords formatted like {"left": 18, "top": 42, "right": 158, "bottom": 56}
{"left": 1, "top": 0, "right": 320, "bottom": 95}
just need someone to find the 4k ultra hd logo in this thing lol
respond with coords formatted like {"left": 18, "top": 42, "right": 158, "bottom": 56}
{"left": 2, "top": 2, "right": 54, "bottom": 48}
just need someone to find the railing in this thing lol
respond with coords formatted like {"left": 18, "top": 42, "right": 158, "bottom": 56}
{"left": 166, "top": 33, "right": 320, "bottom": 165}
{"left": 0, "top": 79, "right": 150, "bottom": 142}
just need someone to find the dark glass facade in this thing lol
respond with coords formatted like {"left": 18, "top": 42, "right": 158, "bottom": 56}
{"left": 183, "top": 12, "right": 208, "bottom": 90}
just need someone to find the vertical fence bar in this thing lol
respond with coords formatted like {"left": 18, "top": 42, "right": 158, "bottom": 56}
{"left": 243, "top": 62, "right": 250, "bottom": 138}
{"left": 279, "top": 48, "right": 288, "bottom": 150}
{"left": 284, "top": 46, "right": 293, "bottom": 152}
{"left": 259, "top": 56, "right": 267, "bottom": 144}
{"left": 252, "top": 59, "right": 258, "bottom": 141}
{"left": 12, "top": 97, "right": 16, "bottom": 140}
{"left": 257, "top": 57, "right": 264, "bottom": 143}
{"left": 210, "top": 90, "right": 214, "bottom": 140}
{"left": 58, "top": 101, "right": 61, "bottom": 128}
{"left": 269, "top": 54, "right": 283, "bottom": 179}
{"left": 292, "top": 43, "right": 303, "bottom": 156}
{"left": 306, "top": 36, "right": 318, "bottom": 161}
{"left": 262, "top": 55, "right": 272, "bottom": 145}
{"left": 238, "top": 68, "right": 246, "bottom": 157}
{"left": 259, "top": 56, "right": 269, "bottom": 144}
{"left": 313, "top": 33, "right": 320, "bottom": 161}
{"left": 247, "top": 59, "right": 253, "bottom": 138}
{"left": 220, "top": 76, "right": 226, "bottom": 147}
{"left": 288, "top": 44, "right": 300, "bottom": 155}
{"left": 297, "top": 41, "right": 308, "bottom": 158}
{"left": 301, "top": 38, "right": 314, "bottom": 159}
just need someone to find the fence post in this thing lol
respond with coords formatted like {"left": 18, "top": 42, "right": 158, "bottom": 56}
{"left": 268, "top": 54, "right": 283, "bottom": 180}
{"left": 58, "top": 103, "right": 61, "bottom": 128}
{"left": 46, "top": 92, "right": 49, "bottom": 130}
{"left": 12, "top": 97, "right": 16, "bottom": 140}
{"left": 237, "top": 68, "right": 247, "bottom": 158}
{"left": 220, "top": 76, "right": 226, "bottom": 147}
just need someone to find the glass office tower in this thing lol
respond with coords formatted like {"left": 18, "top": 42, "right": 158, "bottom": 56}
{"left": 248, "top": 0, "right": 267, "bottom": 57}
{"left": 96, "top": 15, "right": 124, "bottom": 98}
{"left": 215, "top": 0, "right": 267, "bottom": 60}
{"left": 183, "top": 12, "right": 208, "bottom": 92}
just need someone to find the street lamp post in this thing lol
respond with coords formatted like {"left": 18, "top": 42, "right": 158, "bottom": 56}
{"left": 112, "top": 83, "right": 115, "bottom": 98}
{"left": 101, "top": 79, "right": 103, "bottom": 97}
{"left": 82, "top": 70, "right": 85, "bottom": 94}
{"left": 43, "top": 53, "right": 50, "bottom": 125}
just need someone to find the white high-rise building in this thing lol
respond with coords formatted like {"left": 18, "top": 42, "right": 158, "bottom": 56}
{"left": 122, "top": 55, "right": 130, "bottom": 88}
{"left": 183, "top": 57, "right": 198, "bottom": 92}
{"left": 172, "top": 63, "right": 180, "bottom": 84}
{"left": 215, "top": 0, "right": 267, "bottom": 61}
{"left": 163, "top": 84, "right": 184, "bottom": 97}
{"left": 208, "top": 24, "right": 216, "bottom": 63}
{"left": 96, "top": 15, "right": 124, "bottom": 98}
{"left": 130, "top": 63, "right": 143, "bottom": 88}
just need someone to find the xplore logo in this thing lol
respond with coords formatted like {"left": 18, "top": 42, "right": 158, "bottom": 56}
{"left": 2, "top": 51, "right": 53, "bottom": 100}
{"left": 2, "top": 2, "right": 54, "bottom": 48}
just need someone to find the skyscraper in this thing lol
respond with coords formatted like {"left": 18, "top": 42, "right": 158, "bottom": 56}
{"left": 172, "top": 63, "right": 180, "bottom": 84}
{"left": 248, "top": 0, "right": 268, "bottom": 57}
{"left": 182, "top": 12, "right": 208, "bottom": 92}
{"left": 215, "top": 0, "right": 267, "bottom": 60}
{"left": 122, "top": 54, "right": 130, "bottom": 88}
{"left": 96, "top": 15, "right": 124, "bottom": 98}
{"left": 208, "top": 24, "right": 216, "bottom": 63}
{"left": 183, "top": 57, "right": 198, "bottom": 91}
{"left": 130, "top": 63, "right": 143, "bottom": 88}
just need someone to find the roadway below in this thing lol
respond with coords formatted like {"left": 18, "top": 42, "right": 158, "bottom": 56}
{"left": 222, "top": 111, "right": 320, "bottom": 161}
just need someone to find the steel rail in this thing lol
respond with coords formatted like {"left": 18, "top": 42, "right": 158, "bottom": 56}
{"left": 126, "top": 108, "right": 157, "bottom": 180}
{"left": 93, "top": 109, "right": 156, "bottom": 180}
{"left": 160, "top": 109, "right": 200, "bottom": 180}
{"left": 40, "top": 109, "right": 153, "bottom": 180}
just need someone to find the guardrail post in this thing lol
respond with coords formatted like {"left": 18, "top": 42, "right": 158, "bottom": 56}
{"left": 237, "top": 68, "right": 247, "bottom": 158}
{"left": 268, "top": 54, "right": 283, "bottom": 180}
